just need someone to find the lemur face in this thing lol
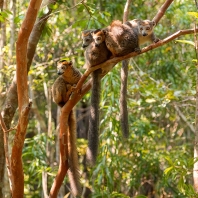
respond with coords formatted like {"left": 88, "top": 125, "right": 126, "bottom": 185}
{"left": 81, "top": 32, "right": 93, "bottom": 48}
{"left": 57, "top": 61, "right": 72, "bottom": 75}
{"left": 81, "top": 29, "right": 97, "bottom": 48}
{"left": 138, "top": 20, "right": 155, "bottom": 37}
{"left": 91, "top": 29, "right": 105, "bottom": 46}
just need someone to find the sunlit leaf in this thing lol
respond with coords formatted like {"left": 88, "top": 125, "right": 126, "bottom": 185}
{"left": 176, "top": 40, "right": 195, "bottom": 46}
{"left": 188, "top": 12, "right": 198, "bottom": 18}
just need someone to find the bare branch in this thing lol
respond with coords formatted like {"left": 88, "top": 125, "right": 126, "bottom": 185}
{"left": 75, "top": 28, "right": 197, "bottom": 94}
{"left": 152, "top": 0, "right": 174, "bottom": 24}
{"left": 0, "top": 113, "right": 12, "bottom": 192}
{"left": 123, "top": 0, "right": 132, "bottom": 23}
{"left": 174, "top": 104, "right": 195, "bottom": 133}
{"left": 11, "top": 0, "right": 42, "bottom": 196}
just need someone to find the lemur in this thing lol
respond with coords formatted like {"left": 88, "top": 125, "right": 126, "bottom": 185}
{"left": 92, "top": 20, "right": 141, "bottom": 57}
{"left": 52, "top": 60, "right": 82, "bottom": 197}
{"left": 125, "top": 19, "right": 160, "bottom": 46}
{"left": 92, "top": 19, "right": 160, "bottom": 57}
{"left": 81, "top": 29, "right": 112, "bottom": 166}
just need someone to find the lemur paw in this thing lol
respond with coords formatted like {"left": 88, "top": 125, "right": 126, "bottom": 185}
{"left": 134, "top": 47, "right": 141, "bottom": 53}
{"left": 154, "top": 38, "right": 160, "bottom": 43}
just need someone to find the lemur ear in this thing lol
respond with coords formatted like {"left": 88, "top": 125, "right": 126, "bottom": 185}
{"left": 102, "top": 29, "right": 107, "bottom": 35}
{"left": 152, "top": 21, "right": 156, "bottom": 27}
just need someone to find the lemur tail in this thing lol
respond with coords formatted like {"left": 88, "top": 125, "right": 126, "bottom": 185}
{"left": 86, "top": 69, "right": 101, "bottom": 166}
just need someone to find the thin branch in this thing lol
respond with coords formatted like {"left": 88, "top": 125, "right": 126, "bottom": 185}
{"left": 123, "top": 0, "right": 132, "bottom": 23}
{"left": 174, "top": 104, "right": 195, "bottom": 133}
{"left": 0, "top": 113, "right": 12, "bottom": 192}
{"left": 195, "top": 0, "right": 198, "bottom": 9}
{"left": 152, "top": 0, "right": 174, "bottom": 24}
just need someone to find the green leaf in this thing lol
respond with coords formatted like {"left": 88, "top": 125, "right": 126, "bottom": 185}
{"left": 176, "top": 40, "right": 195, "bottom": 46}
{"left": 188, "top": 12, "right": 198, "bottom": 18}
{"left": 164, "top": 166, "right": 173, "bottom": 175}
{"left": 135, "top": 195, "right": 147, "bottom": 198}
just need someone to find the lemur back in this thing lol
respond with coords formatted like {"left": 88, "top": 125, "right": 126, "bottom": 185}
{"left": 126, "top": 19, "right": 160, "bottom": 46}
{"left": 92, "top": 20, "right": 140, "bottom": 57}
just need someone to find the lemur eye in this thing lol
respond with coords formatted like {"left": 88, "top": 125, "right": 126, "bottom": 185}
{"left": 97, "top": 37, "right": 101, "bottom": 41}
{"left": 61, "top": 66, "right": 64, "bottom": 69}
{"left": 140, "top": 28, "right": 143, "bottom": 30}
{"left": 86, "top": 39, "right": 90, "bottom": 42}
{"left": 146, "top": 27, "right": 150, "bottom": 30}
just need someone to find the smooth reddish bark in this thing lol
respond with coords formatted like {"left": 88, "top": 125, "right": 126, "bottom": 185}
{"left": 11, "top": 0, "right": 42, "bottom": 197}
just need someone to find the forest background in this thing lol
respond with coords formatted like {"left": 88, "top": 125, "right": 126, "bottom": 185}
{"left": 0, "top": 0, "right": 197, "bottom": 197}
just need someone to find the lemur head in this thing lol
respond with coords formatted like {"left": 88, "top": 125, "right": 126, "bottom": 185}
{"left": 81, "top": 29, "right": 95, "bottom": 48}
{"left": 57, "top": 60, "right": 72, "bottom": 75}
{"left": 91, "top": 29, "right": 106, "bottom": 46}
{"left": 138, "top": 20, "right": 156, "bottom": 37}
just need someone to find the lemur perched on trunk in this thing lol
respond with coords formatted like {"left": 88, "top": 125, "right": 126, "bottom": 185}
{"left": 52, "top": 60, "right": 82, "bottom": 197}
{"left": 81, "top": 29, "right": 112, "bottom": 166}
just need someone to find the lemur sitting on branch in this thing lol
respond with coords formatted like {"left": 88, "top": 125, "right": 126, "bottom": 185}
{"left": 82, "top": 29, "right": 112, "bottom": 166}
{"left": 52, "top": 60, "right": 82, "bottom": 197}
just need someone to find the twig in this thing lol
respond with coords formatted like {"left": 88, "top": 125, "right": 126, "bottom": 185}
{"left": 174, "top": 104, "right": 195, "bottom": 133}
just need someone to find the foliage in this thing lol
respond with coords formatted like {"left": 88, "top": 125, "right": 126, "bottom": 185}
{"left": 1, "top": 0, "right": 198, "bottom": 197}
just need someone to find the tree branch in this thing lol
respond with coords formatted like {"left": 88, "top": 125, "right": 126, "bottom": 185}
{"left": 0, "top": 0, "right": 56, "bottom": 196}
{"left": 11, "top": 0, "right": 42, "bottom": 197}
{"left": 75, "top": 28, "right": 197, "bottom": 94}
{"left": 0, "top": 113, "right": 12, "bottom": 193}
{"left": 174, "top": 104, "right": 195, "bottom": 133}
{"left": 152, "top": 0, "right": 174, "bottom": 24}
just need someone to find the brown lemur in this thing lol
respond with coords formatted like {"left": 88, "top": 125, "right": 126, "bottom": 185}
{"left": 52, "top": 60, "right": 82, "bottom": 197}
{"left": 82, "top": 29, "right": 112, "bottom": 166}
{"left": 92, "top": 20, "right": 141, "bottom": 57}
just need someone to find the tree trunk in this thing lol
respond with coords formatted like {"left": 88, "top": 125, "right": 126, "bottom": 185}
{"left": 193, "top": 23, "right": 198, "bottom": 192}
{"left": 0, "top": 1, "right": 55, "bottom": 196}
{"left": 11, "top": 1, "right": 42, "bottom": 197}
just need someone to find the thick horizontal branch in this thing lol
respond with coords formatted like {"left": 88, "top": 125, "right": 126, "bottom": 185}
{"left": 75, "top": 28, "right": 197, "bottom": 93}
